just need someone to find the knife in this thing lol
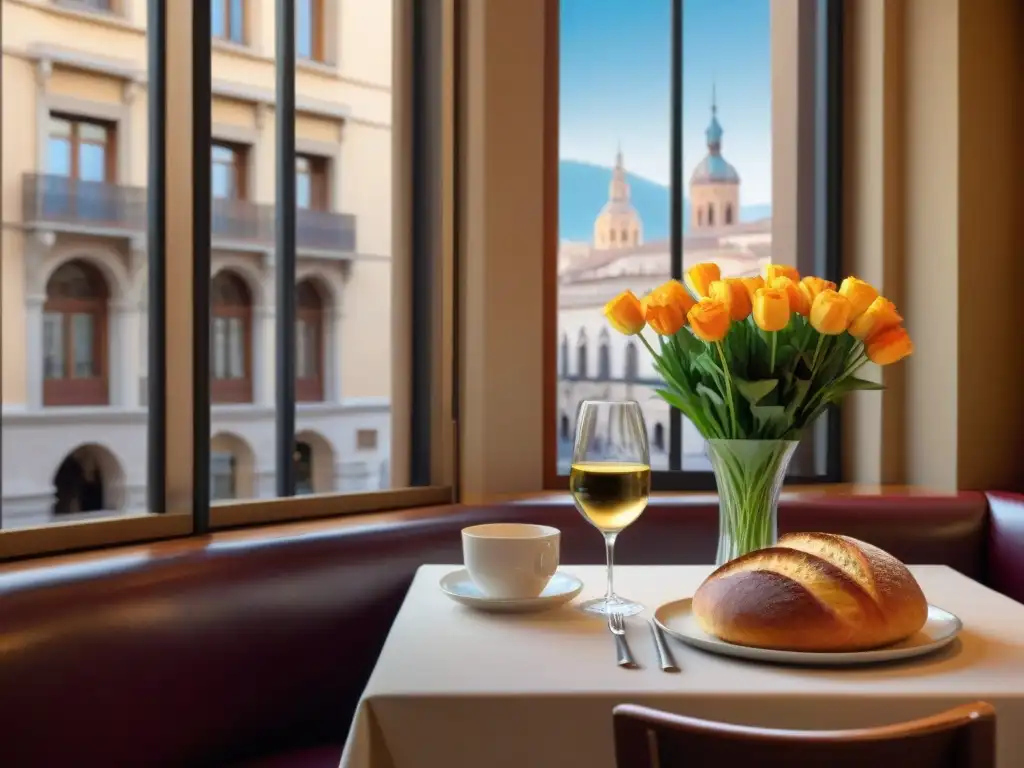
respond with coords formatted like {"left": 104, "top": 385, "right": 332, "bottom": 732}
{"left": 648, "top": 618, "right": 680, "bottom": 672}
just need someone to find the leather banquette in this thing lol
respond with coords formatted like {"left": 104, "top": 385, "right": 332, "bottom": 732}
{"left": 0, "top": 491, "right": 1021, "bottom": 767}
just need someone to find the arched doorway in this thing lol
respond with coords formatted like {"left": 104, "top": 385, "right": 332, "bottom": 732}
{"left": 52, "top": 444, "right": 125, "bottom": 515}
{"left": 296, "top": 279, "right": 326, "bottom": 402}
{"left": 210, "top": 432, "right": 256, "bottom": 501}
{"left": 211, "top": 270, "right": 253, "bottom": 403}
{"left": 295, "top": 430, "right": 336, "bottom": 494}
{"left": 43, "top": 259, "right": 110, "bottom": 406}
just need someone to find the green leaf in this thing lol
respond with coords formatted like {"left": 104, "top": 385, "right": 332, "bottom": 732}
{"left": 696, "top": 383, "right": 725, "bottom": 407}
{"left": 829, "top": 375, "right": 886, "bottom": 397}
{"left": 734, "top": 377, "right": 779, "bottom": 406}
{"left": 784, "top": 378, "right": 811, "bottom": 419}
{"left": 751, "top": 404, "right": 791, "bottom": 439}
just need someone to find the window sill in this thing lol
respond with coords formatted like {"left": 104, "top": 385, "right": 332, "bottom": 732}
{"left": 297, "top": 58, "right": 340, "bottom": 78}
{"left": 212, "top": 38, "right": 261, "bottom": 60}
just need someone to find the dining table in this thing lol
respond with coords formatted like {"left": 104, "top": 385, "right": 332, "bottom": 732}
{"left": 339, "top": 564, "right": 1024, "bottom": 768}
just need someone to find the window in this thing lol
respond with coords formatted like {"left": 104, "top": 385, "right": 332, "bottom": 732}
{"left": 211, "top": 143, "right": 246, "bottom": 200}
{"left": 576, "top": 330, "right": 588, "bottom": 379}
{"left": 296, "top": 279, "right": 325, "bottom": 402}
{"left": 48, "top": 116, "right": 113, "bottom": 182}
{"left": 598, "top": 329, "right": 611, "bottom": 380}
{"left": 43, "top": 260, "right": 109, "bottom": 406}
{"left": 554, "top": 0, "right": 842, "bottom": 486}
{"left": 624, "top": 341, "right": 638, "bottom": 382}
{"left": 211, "top": 271, "right": 252, "bottom": 403}
{"left": 296, "top": 155, "right": 329, "bottom": 210}
{"left": 297, "top": 0, "right": 325, "bottom": 62}
{"left": 2, "top": 2, "right": 450, "bottom": 552}
{"left": 559, "top": 334, "right": 569, "bottom": 375}
{"left": 212, "top": 0, "right": 245, "bottom": 44}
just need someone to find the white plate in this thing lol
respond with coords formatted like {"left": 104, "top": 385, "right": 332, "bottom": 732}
{"left": 440, "top": 569, "right": 583, "bottom": 613}
{"left": 654, "top": 598, "right": 962, "bottom": 666}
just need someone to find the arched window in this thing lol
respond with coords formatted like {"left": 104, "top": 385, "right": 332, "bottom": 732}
{"left": 653, "top": 423, "right": 665, "bottom": 452}
{"left": 43, "top": 260, "right": 109, "bottom": 406}
{"left": 697, "top": 207, "right": 703, "bottom": 227}
{"left": 559, "top": 334, "right": 569, "bottom": 376}
{"left": 620, "top": 228, "right": 628, "bottom": 244}
{"left": 210, "top": 451, "right": 237, "bottom": 501}
{"left": 211, "top": 271, "right": 253, "bottom": 403}
{"left": 559, "top": 413, "right": 570, "bottom": 441}
{"left": 725, "top": 203, "right": 734, "bottom": 225}
{"left": 708, "top": 204, "right": 715, "bottom": 226}
{"left": 294, "top": 441, "right": 314, "bottom": 495}
{"left": 610, "top": 229, "right": 616, "bottom": 243}
{"left": 52, "top": 444, "right": 124, "bottom": 515}
{"left": 598, "top": 329, "right": 611, "bottom": 380}
{"left": 576, "top": 330, "right": 589, "bottom": 379}
{"left": 296, "top": 279, "right": 325, "bottom": 402}
{"left": 625, "top": 340, "right": 639, "bottom": 382}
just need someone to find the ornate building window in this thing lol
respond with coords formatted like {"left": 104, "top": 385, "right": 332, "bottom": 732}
{"left": 43, "top": 260, "right": 109, "bottom": 406}
{"left": 297, "top": 0, "right": 326, "bottom": 61}
{"left": 294, "top": 441, "right": 314, "bottom": 495}
{"left": 212, "top": 0, "right": 245, "bottom": 44}
{"left": 576, "top": 329, "right": 588, "bottom": 379}
{"left": 560, "top": 333, "right": 569, "bottom": 376}
{"left": 211, "top": 271, "right": 253, "bottom": 403}
{"left": 296, "top": 279, "right": 325, "bottom": 402}
{"left": 624, "top": 340, "right": 639, "bottom": 382}
{"left": 598, "top": 329, "right": 611, "bottom": 379}
{"left": 725, "top": 203, "right": 734, "bottom": 225}
{"left": 697, "top": 207, "right": 703, "bottom": 226}
{"left": 653, "top": 423, "right": 665, "bottom": 452}
{"left": 708, "top": 203, "right": 715, "bottom": 226}
{"left": 210, "top": 451, "right": 237, "bottom": 501}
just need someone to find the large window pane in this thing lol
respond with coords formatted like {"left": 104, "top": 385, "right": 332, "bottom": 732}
{"left": 556, "top": 0, "right": 838, "bottom": 483}
{"left": 208, "top": 1, "right": 395, "bottom": 504}
{"left": 1, "top": 0, "right": 152, "bottom": 528}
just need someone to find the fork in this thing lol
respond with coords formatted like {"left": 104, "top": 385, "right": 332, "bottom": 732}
{"left": 609, "top": 612, "right": 639, "bottom": 668}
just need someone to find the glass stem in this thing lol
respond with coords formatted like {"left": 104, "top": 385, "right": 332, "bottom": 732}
{"left": 604, "top": 532, "right": 617, "bottom": 601}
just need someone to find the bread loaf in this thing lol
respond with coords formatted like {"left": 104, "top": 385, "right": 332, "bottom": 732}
{"left": 692, "top": 533, "right": 928, "bottom": 652}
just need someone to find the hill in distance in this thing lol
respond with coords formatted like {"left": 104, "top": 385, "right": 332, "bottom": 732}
{"left": 558, "top": 159, "right": 771, "bottom": 243}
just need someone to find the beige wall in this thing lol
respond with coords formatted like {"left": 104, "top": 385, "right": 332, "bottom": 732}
{"left": 1, "top": 0, "right": 393, "bottom": 407}
{"left": 844, "top": 0, "right": 1024, "bottom": 490}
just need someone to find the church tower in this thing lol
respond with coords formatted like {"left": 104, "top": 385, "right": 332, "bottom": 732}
{"left": 593, "top": 146, "right": 643, "bottom": 250}
{"left": 690, "top": 88, "right": 740, "bottom": 231}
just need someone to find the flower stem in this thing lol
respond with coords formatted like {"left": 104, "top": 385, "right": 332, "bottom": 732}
{"left": 769, "top": 332, "right": 777, "bottom": 375}
{"left": 715, "top": 340, "right": 738, "bottom": 438}
{"left": 638, "top": 332, "right": 660, "bottom": 359}
{"left": 811, "top": 334, "right": 825, "bottom": 371}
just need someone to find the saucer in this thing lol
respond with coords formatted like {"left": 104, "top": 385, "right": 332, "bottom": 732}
{"left": 439, "top": 569, "right": 583, "bottom": 613}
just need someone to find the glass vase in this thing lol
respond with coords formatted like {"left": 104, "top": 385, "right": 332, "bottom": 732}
{"left": 706, "top": 439, "right": 799, "bottom": 566}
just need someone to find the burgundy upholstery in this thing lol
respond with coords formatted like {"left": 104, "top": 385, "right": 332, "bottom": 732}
{"left": 0, "top": 492, "right": 1019, "bottom": 767}
{"left": 986, "top": 492, "right": 1024, "bottom": 604}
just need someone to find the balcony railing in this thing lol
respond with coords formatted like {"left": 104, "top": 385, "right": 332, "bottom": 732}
{"left": 23, "top": 174, "right": 358, "bottom": 254}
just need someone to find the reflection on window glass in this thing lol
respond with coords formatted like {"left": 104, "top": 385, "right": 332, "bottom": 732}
{"left": 297, "top": 0, "right": 313, "bottom": 59}
{"left": 229, "top": 0, "right": 244, "bottom": 42}
{"left": 47, "top": 138, "right": 72, "bottom": 176}
{"left": 44, "top": 313, "right": 64, "bottom": 380}
{"left": 211, "top": 451, "right": 236, "bottom": 501}
{"left": 294, "top": 442, "right": 313, "bottom": 495}
{"left": 228, "top": 317, "right": 244, "bottom": 379}
{"left": 79, "top": 145, "right": 106, "bottom": 182}
{"left": 213, "top": 316, "right": 228, "bottom": 379}
{"left": 72, "top": 313, "right": 95, "bottom": 377}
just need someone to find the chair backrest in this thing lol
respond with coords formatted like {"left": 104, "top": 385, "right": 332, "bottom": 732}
{"left": 613, "top": 702, "right": 996, "bottom": 768}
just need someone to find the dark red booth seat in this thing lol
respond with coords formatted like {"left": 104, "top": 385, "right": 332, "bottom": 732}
{"left": 0, "top": 491, "right": 1021, "bottom": 767}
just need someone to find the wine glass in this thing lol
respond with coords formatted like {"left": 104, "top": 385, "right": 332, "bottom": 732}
{"left": 569, "top": 399, "right": 650, "bottom": 616}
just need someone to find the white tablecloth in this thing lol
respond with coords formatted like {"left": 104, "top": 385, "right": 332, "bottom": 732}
{"left": 340, "top": 565, "right": 1024, "bottom": 768}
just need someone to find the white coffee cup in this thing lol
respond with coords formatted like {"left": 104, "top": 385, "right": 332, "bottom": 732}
{"left": 462, "top": 523, "right": 560, "bottom": 599}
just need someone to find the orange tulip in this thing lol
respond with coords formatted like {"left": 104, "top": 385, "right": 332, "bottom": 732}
{"left": 865, "top": 326, "right": 914, "bottom": 365}
{"left": 798, "top": 276, "right": 836, "bottom": 306}
{"left": 687, "top": 297, "right": 731, "bottom": 342}
{"left": 770, "top": 276, "right": 811, "bottom": 317}
{"left": 643, "top": 280, "right": 694, "bottom": 336}
{"left": 709, "top": 278, "right": 753, "bottom": 321}
{"left": 809, "top": 289, "right": 853, "bottom": 335}
{"left": 849, "top": 296, "right": 903, "bottom": 341}
{"left": 766, "top": 264, "right": 800, "bottom": 284}
{"left": 752, "top": 287, "right": 790, "bottom": 332}
{"left": 738, "top": 275, "right": 765, "bottom": 302}
{"left": 839, "top": 276, "right": 879, "bottom": 318}
{"left": 603, "top": 291, "right": 646, "bottom": 335}
{"left": 684, "top": 262, "right": 721, "bottom": 299}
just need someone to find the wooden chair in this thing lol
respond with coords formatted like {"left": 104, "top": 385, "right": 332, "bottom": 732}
{"left": 613, "top": 701, "right": 996, "bottom": 768}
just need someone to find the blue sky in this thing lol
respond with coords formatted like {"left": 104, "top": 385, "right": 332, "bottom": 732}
{"left": 559, "top": 0, "right": 772, "bottom": 205}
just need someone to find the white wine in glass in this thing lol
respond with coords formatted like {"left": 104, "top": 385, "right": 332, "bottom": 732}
{"left": 570, "top": 400, "right": 650, "bottom": 616}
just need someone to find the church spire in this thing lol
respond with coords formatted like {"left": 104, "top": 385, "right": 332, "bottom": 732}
{"left": 609, "top": 142, "right": 629, "bottom": 202}
{"left": 706, "top": 84, "right": 723, "bottom": 153}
